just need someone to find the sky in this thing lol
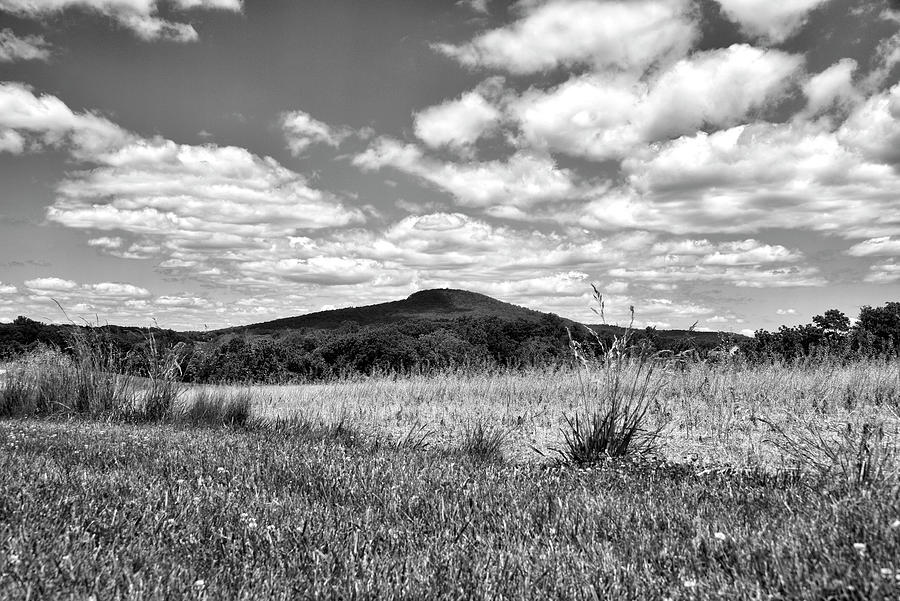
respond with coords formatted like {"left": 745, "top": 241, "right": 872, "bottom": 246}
{"left": 0, "top": 0, "right": 898, "bottom": 333}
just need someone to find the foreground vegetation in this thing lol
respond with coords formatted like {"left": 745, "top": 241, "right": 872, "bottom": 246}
{"left": 2, "top": 418, "right": 899, "bottom": 600}
{"left": 2, "top": 303, "right": 900, "bottom": 598}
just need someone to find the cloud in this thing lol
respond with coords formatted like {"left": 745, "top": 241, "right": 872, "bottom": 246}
{"left": 0, "top": 0, "right": 241, "bottom": 42}
{"left": 510, "top": 44, "right": 803, "bottom": 159}
{"left": 712, "top": 0, "right": 830, "bottom": 44}
{"left": 459, "top": 0, "right": 490, "bottom": 13}
{"left": 0, "top": 82, "right": 364, "bottom": 293}
{"left": 776, "top": 308, "right": 797, "bottom": 315}
{"left": 24, "top": 277, "right": 78, "bottom": 293}
{"left": 0, "top": 282, "right": 17, "bottom": 295}
{"left": 413, "top": 78, "right": 504, "bottom": 151}
{"left": 847, "top": 237, "right": 900, "bottom": 256}
{"left": 0, "top": 28, "right": 51, "bottom": 62}
{"left": 353, "top": 138, "right": 579, "bottom": 209}
{"left": 433, "top": 0, "right": 697, "bottom": 75}
{"left": 280, "top": 110, "right": 351, "bottom": 156}
{"left": 0, "top": 82, "right": 133, "bottom": 157}
{"left": 87, "top": 236, "right": 122, "bottom": 249}
{"left": 838, "top": 82, "right": 900, "bottom": 166}
{"left": 802, "top": 59, "right": 860, "bottom": 116}
{"left": 865, "top": 262, "right": 900, "bottom": 283}
{"left": 604, "top": 104, "right": 900, "bottom": 237}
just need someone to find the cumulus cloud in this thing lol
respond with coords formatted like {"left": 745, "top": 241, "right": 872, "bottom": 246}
{"left": 838, "top": 82, "right": 900, "bottom": 166}
{"left": 413, "top": 78, "right": 504, "bottom": 151}
{"left": 24, "top": 277, "right": 78, "bottom": 293}
{"left": 0, "top": 28, "right": 51, "bottom": 62}
{"left": 0, "top": 82, "right": 133, "bottom": 157}
{"left": 280, "top": 110, "right": 351, "bottom": 156}
{"left": 433, "top": 0, "right": 697, "bottom": 75}
{"left": 0, "top": 0, "right": 241, "bottom": 42}
{"left": 353, "top": 138, "right": 578, "bottom": 209}
{"left": 0, "top": 82, "right": 364, "bottom": 295}
{"left": 0, "top": 282, "right": 18, "bottom": 295}
{"left": 510, "top": 44, "right": 802, "bottom": 159}
{"left": 803, "top": 59, "right": 860, "bottom": 116}
{"left": 713, "top": 0, "right": 830, "bottom": 44}
{"left": 604, "top": 108, "right": 900, "bottom": 237}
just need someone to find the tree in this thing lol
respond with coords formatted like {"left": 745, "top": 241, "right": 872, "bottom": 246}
{"left": 812, "top": 309, "right": 850, "bottom": 334}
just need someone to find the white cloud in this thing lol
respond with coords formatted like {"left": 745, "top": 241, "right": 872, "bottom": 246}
{"left": 280, "top": 110, "right": 350, "bottom": 156}
{"left": 0, "top": 282, "right": 17, "bottom": 295}
{"left": 413, "top": 78, "right": 504, "bottom": 151}
{"left": 776, "top": 308, "right": 797, "bottom": 315}
{"left": 609, "top": 115, "right": 900, "bottom": 238}
{"left": 511, "top": 44, "right": 802, "bottom": 159}
{"left": 713, "top": 0, "right": 830, "bottom": 43}
{"left": 803, "top": 59, "right": 860, "bottom": 116}
{"left": 847, "top": 237, "right": 900, "bottom": 257}
{"left": 0, "top": 129, "right": 24, "bottom": 153}
{"left": 0, "top": 82, "right": 133, "bottom": 157}
{"left": 865, "top": 262, "right": 900, "bottom": 283}
{"left": 25, "top": 277, "right": 78, "bottom": 293}
{"left": 87, "top": 236, "right": 123, "bottom": 250}
{"left": 433, "top": 0, "right": 697, "bottom": 75}
{"left": 838, "top": 82, "right": 900, "bottom": 166}
{"left": 0, "top": 0, "right": 241, "bottom": 41}
{"left": 89, "top": 282, "right": 151, "bottom": 298}
{"left": 49, "top": 138, "right": 364, "bottom": 242}
{"left": 0, "top": 28, "right": 51, "bottom": 62}
{"left": 353, "top": 138, "right": 578, "bottom": 209}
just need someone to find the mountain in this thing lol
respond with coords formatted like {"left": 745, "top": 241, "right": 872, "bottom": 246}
{"left": 223, "top": 288, "right": 564, "bottom": 334}
{"left": 221, "top": 288, "right": 744, "bottom": 345}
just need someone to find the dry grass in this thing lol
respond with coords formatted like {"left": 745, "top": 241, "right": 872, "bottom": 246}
{"left": 225, "top": 359, "right": 900, "bottom": 473}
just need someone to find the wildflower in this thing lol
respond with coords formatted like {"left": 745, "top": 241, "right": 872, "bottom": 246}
{"left": 683, "top": 580, "right": 697, "bottom": 588}
{"left": 194, "top": 579, "right": 206, "bottom": 590}
{"left": 8, "top": 553, "right": 20, "bottom": 566}
{"left": 176, "top": 479, "right": 185, "bottom": 485}
{"left": 891, "top": 520, "right": 900, "bottom": 529}
{"left": 853, "top": 543, "right": 866, "bottom": 556}
{"left": 247, "top": 519, "right": 258, "bottom": 530}
{"left": 714, "top": 532, "right": 727, "bottom": 541}
{"left": 880, "top": 568, "right": 893, "bottom": 578}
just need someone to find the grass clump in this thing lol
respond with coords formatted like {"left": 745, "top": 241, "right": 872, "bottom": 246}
{"left": 763, "top": 417, "right": 899, "bottom": 488}
{"left": 459, "top": 420, "right": 507, "bottom": 462}
{"left": 178, "top": 388, "right": 252, "bottom": 428}
{"left": 555, "top": 289, "right": 664, "bottom": 466}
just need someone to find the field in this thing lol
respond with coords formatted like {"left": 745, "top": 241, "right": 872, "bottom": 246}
{"left": 2, "top": 357, "right": 900, "bottom": 599}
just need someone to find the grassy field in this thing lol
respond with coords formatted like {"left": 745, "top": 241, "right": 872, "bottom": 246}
{"left": 2, "top": 418, "right": 900, "bottom": 599}
{"left": 219, "top": 359, "right": 900, "bottom": 469}
{"left": 2, "top": 355, "right": 900, "bottom": 598}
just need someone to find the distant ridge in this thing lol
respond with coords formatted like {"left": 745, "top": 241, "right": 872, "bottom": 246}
{"left": 224, "top": 288, "right": 561, "bottom": 334}
{"left": 220, "top": 288, "right": 745, "bottom": 345}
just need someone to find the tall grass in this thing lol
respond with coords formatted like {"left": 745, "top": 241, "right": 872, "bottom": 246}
{"left": 0, "top": 327, "right": 187, "bottom": 422}
{"left": 553, "top": 291, "right": 664, "bottom": 465}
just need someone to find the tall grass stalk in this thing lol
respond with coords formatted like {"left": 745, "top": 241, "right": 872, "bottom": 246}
{"left": 554, "top": 288, "right": 665, "bottom": 465}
